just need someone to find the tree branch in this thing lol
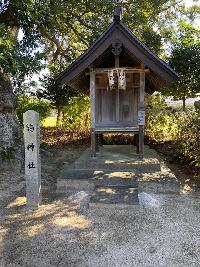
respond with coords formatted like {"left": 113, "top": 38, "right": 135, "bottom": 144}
{"left": 39, "top": 27, "right": 65, "bottom": 60}
{"left": 69, "top": 25, "right": 89, "bottom": 46}
{"left": 0, "top": 1, "right": 19, "bottom": 28}
{"left": 67, "top": 9, "right": 95, "bottom": 30}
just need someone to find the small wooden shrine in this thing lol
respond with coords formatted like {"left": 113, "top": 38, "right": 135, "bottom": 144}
{"left": 56, "top": 7, "right": 179, "bottom": 158}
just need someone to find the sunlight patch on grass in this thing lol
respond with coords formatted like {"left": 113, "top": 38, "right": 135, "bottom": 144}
{"left": 42, "top": 117, "right": 57, "bottom": 127}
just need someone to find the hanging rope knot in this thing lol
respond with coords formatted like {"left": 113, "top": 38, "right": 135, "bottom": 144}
{"left": 108, "top": 70, "right": 115, "bottom": 90}
{"left": 117, "top": 69, "right": 126, "bottom": 90}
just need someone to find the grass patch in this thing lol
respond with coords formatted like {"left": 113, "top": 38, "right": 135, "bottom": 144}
{"left": 42, "top": 117, "right": 57, "bottom": 127}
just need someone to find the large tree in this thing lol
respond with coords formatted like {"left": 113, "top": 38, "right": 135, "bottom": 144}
{"left": 167, "top": 44, "right": 200, "bottom": 110}
{"left": 0, "top": 0, "right": 198, "bottom": 165}
{"left": 38, "top": 76, "right": 79, "bottom": 127}
{"left": 165, "top": 20, "right": 200, "bottom": 110}
{"left": 1, "top": 0, "right": 190, "bottom": 75}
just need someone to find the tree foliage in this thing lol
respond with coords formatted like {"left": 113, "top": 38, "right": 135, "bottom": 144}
{"left": 1, "top": 0, "right": 196, "bottom": 87}
{"left": 37, "top": 62, "right": 80, "bottom": 126}
{"left": 146, "top": 99, "right": 200, "bottom": 167}
{"left": 16, "top": 95, "right": 51, "bottom": 125}
{"left": 62, "top": 96, "right": 90, "bottom": 132}
{"left": 169, "top": 45, "right": 200, "bottom": 104}
{"left": 1, "top": 0, "right": 199, "bottom": 110}
{"left": 164, "top": 20, "right": 200, "bottom": 110}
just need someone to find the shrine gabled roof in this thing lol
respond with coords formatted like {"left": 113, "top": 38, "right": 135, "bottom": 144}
{"left": 55, "top": 19, "right": 179, "bottom": 87}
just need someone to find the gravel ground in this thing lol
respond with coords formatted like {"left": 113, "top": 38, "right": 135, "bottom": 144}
{"left": 1, "top": 192, "right": 200, "bottom": 267}
{"left": 1, "top": 145, "right": 200, "bottom": 267}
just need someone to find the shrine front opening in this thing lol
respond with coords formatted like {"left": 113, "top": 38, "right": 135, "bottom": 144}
{"left": 90, "top": 65, "right": 147, "bottom": 158}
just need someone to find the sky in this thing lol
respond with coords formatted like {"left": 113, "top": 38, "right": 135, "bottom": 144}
{"left": 185, "top": 0, "right": 200, "bottom": 27}
{"left": 185, "top": 0, "right": 200, "bottom": 6}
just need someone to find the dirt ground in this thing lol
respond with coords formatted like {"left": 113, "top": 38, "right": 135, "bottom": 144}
{"left": 1, "top": 136, "right": 200, "bottom": 266}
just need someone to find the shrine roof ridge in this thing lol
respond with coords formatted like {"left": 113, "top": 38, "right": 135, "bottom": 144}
{"left": 55, "top": 19, "right": 179, "bottom": 85}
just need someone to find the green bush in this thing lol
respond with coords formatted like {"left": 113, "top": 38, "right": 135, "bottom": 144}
{"left": 175, "top": 112, "right": 200, "bottom": 167}
{"left": 62, "top": 95, "right": 90, "bottom": 132}
{"left": 17, "top": 96, "right": 51, "bottom": 126}
{"left": 145, "top": 93, "right": 180, "bottom": 142}
{"left": 145, "top": 94, "right": 200, "bottom": 166}
{"left": 145, "top": 92, "right": 168, "bottom": 111}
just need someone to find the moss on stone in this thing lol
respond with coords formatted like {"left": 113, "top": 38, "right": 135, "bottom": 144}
{"left": 1, "top": 147, "right": 15, "bottom": 160}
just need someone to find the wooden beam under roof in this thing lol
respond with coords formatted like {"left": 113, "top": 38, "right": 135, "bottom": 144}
{"left": 86, "top": 67, "right": 150, "bottom": 75}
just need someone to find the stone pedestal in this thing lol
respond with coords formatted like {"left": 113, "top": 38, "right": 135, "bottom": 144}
{"left": 23, "top": 110, "right": 41, "bottom": 210}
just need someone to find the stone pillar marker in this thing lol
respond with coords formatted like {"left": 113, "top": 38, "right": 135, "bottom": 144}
{"left": 23, "top": 110, "right": 41, "bottom": 210}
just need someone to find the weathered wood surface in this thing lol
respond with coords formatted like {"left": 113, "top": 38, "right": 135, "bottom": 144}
{"left": 114, "top": 6, "right": 122, "bottom": 22}
{"left": 139, "top": 72, "right": 145, "bottom": 109}
{"left": 95, "top": 126, "right": 139, "bottom": 133}
{"left": 56, "top": 21, "right": 179, "bottom": 88}
{"left": 91, "top": 128, "right": 96, "bottom": 157}
{"left": 96, "top": 87, "right": 138, "bottom": 127}
{"left": 115, "top": 55, "right": 120, "bottom": 122}
{"left": 92, "top": 67, "right": 149, "bottom": 74}
{"left": 90, "top": 70, "right": 96, "bottom": 128}
{"left": 96, "top": 89, "right": 116, "bottom": 124}
{"left": 95, "top": 71, "right": 139, "bottom": 127}
{"left": 138, "top": 71, "right": 145, "bottom": 157}
{"left": 139, "top": 125, "right": 144, "bottom": 157}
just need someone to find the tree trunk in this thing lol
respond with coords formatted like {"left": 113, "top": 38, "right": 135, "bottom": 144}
{"left": 56, "top": 108, "right": 62, "bottom": 127}
{"left": 0, "top": 74, "right": 23, "bottom": 170}
{"left": 182, "top": 96, "right": 186, "bottom": 111}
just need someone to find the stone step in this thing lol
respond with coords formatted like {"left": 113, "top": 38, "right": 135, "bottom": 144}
{"left": 138, "top": 169, "right": 180, "bottom": 193}
{"left": 70, "top": 145, "right": 161, "bottom": 173}
{"left": 91, "top": 186, "right": 139, "bottom": 205}
{"left": 56, "top": 179, "right": 94, "bottom": 194}
{"left": 59, "top": 169, "right": 138, "bottom": 184}
{"left": 59, "top": 169, "right": 104, "bottom": 180}
{"left": 94, "top": 177, "right": 137, "bottom": 187}
{"left": 138, "top": 176, "right": 180, "bottom": 193}
{"left": 58, "top": 167, "right": 180, "bottom": 194}
{"left": 138, "top": 180, "right": 180, "bottom": 193}
{"left": 57, "top": 174, "right": 138, "bottom": 193}
{"left": 73, "top": 162, "right": 160, "bottom": 173}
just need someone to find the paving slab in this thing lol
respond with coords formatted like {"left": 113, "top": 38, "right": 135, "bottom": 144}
{"left": 59, "top": 168, "right": 138, "bottom": 180}
{"left": 91, "top": 186, "right": 139, "bottom": 205}
{"left": 72, "top": 145, "right": 161, "bottom": 173}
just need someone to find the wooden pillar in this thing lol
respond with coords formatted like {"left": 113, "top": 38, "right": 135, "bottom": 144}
{"left": 138, "top": 70, "right": 145, "bottom": 158}
{"left": 139, "top": 126, "right": 144, "bottom": 157}
{"left": 95, "top": 134, "right": 99, "bottom": 152}
{"left": 135, "top": 133, "right": 139, "bottom": 154}
{"left": 90, "top": 69, "right": 96, "bottom": 157}
{"left": 91, "top": 129, "right": 96, "bottom": 157}
{"left": 115, "top": 55, "right": 120, "bottom": 122}
{"left": 99, "top": 134, "right": 103, "bottom": 146}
